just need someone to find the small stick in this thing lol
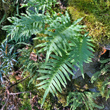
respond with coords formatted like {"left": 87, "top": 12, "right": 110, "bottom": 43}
{"left": 8, "top": 75, "right": 30, "bottom": 89}
{"left": 1, "top": 90, "right": 9, "bottom": 110}
{"left": 8, "top": 91, "right": 29, "bottom": 95}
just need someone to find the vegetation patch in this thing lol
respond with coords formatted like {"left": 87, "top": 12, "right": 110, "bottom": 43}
{"left": 67, "top": 0, "right": 110, "bottom": 47}
{"left": 0, "top": 0, "right": 110, "bottom": 109}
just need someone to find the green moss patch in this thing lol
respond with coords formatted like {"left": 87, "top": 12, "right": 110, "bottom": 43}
{"left": 67, "top": 0, "right": 110, "bottom": 47}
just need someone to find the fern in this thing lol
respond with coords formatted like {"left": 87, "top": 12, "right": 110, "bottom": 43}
{"left": 2, "top": 0, "right": 58, "bottom": 42}
{"left": 67, "top": 91, "right": 103, "bottom": 110}
{"left": 2, "top": 0, "right": 94, "bottom": 107}
{"left": 34, "top": 12, "right": 93, "bottom": 63}
{"left": 35, "top": 14, "right": 94, "bottom": 105}
{"left": 23, "top": 0, "right": 57, "bottom": 13}
{"left": 18, "top": 45, "right": 41, "bottom": 81}
{"left": 101, "top": 78, "right": 110, "bottom": 100}
{"left": 0, "top": 40, "right": 17, "bottom": 83}
{"left": 91, "top": 58, "right": 110, "bottom": 100}
{"left": 91, "top": 58, "right": 110, "bottom": 83}
{"left": 37, "top": 50, "right": 75, "bottom": 105}
{"left": 2, "top": 13, "right": 45, "bottom": 42}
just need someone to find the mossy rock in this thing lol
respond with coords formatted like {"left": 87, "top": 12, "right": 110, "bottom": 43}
{"left": 67, "top": 0, "right": 110, "bottom": 49}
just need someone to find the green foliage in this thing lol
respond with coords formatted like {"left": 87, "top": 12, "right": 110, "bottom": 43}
{"left": 93, "top": 0, "right": 110, "bottom": 12}
{"left": 0, "top": 40, "right": 17, "bottom": 83}
{"left": 91, "top": 58, "right": 110, "bottom": 83}
{"left": 22, "top": 0, "right": 57, "bottom": 13}
{"left": 67, "top": 91, "right": 103, "bottom": 110}
{"left": 91, "top": 58, "right": 110, "bottom": 100}
{"left": 68, "top": 0, "right": 110, "bottom": 13}
{"left": 67, "top": 0, "right": 110, "bottom": 46}
{"left": 1, "top": 0, "right": 95, "bottom": 109}
{"left": 34, "top": 13, "right": 94, "bottom": 105}
{"left": 19, "top": 99, "right": 32, "bottom": 110}
{"left": 18, "top": 44, "right": 43, "bottom": 85}
{"left": 0, "top": 0, "right": 25, "bottom": 25}
{"left": 2, "top": 13, "right": 45, "bottom": 42}
{"left": 2, "top": 0, "right": 58, "bottom": 42}
{"left": 100, "top": 78, "right": 110, "bottom": 100}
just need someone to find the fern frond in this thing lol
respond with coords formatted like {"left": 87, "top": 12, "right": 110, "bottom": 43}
{"left": 2, "top": 12, "right": 45, "bottom": 42}
{"left": 37, "top": 50, "right": 75, "bottom": 106}
{"left": 101, "top": 78, "right": 110, "bottom": 100}
{"left": 18, "top": 47, "right": 40, "bottom": 82}
{"left": 34, "top": 11, "right": 94, "bottom": 106}
{"left": 91, "top": 58, "right": 110, "bottom": 83}
{"left": 34, "top": 12, "right": 86, "bottom": 62}
{"left": 67, "top": 92, "right": 103, "bottom": 110}
{"left": 24, "top": 0, "right": 57, "bottom": 14}
{"left": 91, "top": 58, "right": 110, "bottom": 100}
{"left": 70, "top": 35, "right": 94, "bottom": 78}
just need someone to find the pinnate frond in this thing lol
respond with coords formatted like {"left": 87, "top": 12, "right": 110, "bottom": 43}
{"left": 67, "top": 92, "right": 103, "bottom": 110}
{"left": 34, "top": 12, "right": 86, "bottom": 62}
{"left": 37, "top": 50, "right": 76, "bottom": 106}
{"left": 2, "top": 12, "right": 45, "bottom": 42}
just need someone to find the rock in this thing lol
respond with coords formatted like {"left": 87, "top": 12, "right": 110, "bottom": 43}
{"left": 105, "top": 44, "right": 110, "bottom": 50}
{"left": 72, "top": 52, "right": 100, "bottom": 79}
{"left": 89, "top": 87, "right": 99, "bottom": 92}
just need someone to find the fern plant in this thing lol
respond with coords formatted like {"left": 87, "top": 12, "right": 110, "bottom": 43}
{"left": 34, "top": 13, "right": 94, "bottom": 106}
{"left": 2, "top": 0, "right": 95, "bottom": 108}
{"left": 0, "top": 40, "right": 17, "bottom": 83}
{"left": 2, "top": 0, "right": 58, "bottom": 42}
{"left": 91, "top": 58, "right": 110, "bottom": 100}
{"left": 67, "top": 91, "right": 103, "bottom": 110}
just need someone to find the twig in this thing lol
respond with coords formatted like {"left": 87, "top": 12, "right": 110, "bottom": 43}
{"left": 1, "top": 90, "right": 9, "bottom": 110}
{"left": 8, "top": 75, "right": 30, "bottom": 89}
{"left": 30, "top": 92, "right": 33, "bottom": 110}
{"left": 1, "top": 97, "right": 9, "bottom": 110}
{"left": 8, "top": 91, "right": 29, "bottom": 95}
{"left": 1, "top": 75, "right": 31, "bottom": 109}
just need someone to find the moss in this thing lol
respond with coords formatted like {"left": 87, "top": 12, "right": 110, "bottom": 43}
{"left": 16, "top": 74, "right": 55, "bottom": 109}
{"left": 67, "top": 0, "right": 110, "bottom": 49}
{"left": 19, "top": 99, "right": 32, "bottom": 110}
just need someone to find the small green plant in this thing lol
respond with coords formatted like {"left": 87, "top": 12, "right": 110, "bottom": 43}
{"left": 67, "top": 91, "right": 103, "bottom": 110}
{"left": 0, "top": 0, "right": 22, "bottom": 25}
{"left": 1, "top": 0, "right": 100, "bottom": 109}
{"left": 91, "top": 58, "right": 110, "bottom": 100}
{"left": 0, "top": 40, "right": 17, "bottom": 83}
{"left": 19, "top": 100, "right": 32, "bottom": 110}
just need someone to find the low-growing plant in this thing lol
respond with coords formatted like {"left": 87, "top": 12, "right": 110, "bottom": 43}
{"left": 1, "top": 0, "right": 105, "bottom": 109}
{"left": 67, "top": 91, "right": 103, "bottom": 110}
{"left": 91, "top": 58, "right": 110, "bottom": 100}
{"left": 0, "top": 40, "right": 17, "bottom": 84}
